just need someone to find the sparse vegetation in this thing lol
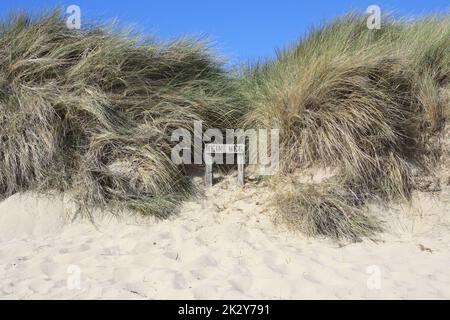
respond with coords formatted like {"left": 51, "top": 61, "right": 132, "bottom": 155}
{"left": 274, "top": 182, "right": 381, "bottom": 241}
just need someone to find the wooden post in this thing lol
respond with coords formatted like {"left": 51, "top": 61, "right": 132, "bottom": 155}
{"left": 204, "top": 152, "right": 213, "bottom": 188}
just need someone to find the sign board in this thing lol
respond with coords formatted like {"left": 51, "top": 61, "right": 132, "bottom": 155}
{"left": 205, "top": 144, "right": 245, "bottom": 154}
{"left": 204, "top": 144, "right": 245, "bottom": 187}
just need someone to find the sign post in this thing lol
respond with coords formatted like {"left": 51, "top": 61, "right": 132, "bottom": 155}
{"left": 204, "top": 144, "right": 245, "bottom": 187}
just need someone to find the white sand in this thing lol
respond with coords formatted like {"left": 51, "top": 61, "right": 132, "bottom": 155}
{"left": 0, "top": 176, "right": 449, "bottom": 300}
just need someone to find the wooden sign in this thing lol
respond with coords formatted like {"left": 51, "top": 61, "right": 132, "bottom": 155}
{"left": 204, "top": 144, "right": 245, "bottom": 187}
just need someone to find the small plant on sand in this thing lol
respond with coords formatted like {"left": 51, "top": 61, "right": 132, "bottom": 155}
{"left": 274, "top": 183, "right": 381, "bottom": 241}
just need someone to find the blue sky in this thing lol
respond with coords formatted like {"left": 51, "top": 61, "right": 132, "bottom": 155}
{"left": 1, "top": 0, "right": 448, "bottom": 64}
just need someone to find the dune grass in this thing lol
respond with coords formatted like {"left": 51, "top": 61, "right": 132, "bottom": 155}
{"left": 0, "top": 10, "right": 243, "bottom": 218}
{"left": 275, "top": 183, "right": 381, "bottom": 241}
{"left": 0, "top": 9, "right": 448, "bottom": 239}
{"left": 242, "top": 14, "right": 449, "bottom": 239}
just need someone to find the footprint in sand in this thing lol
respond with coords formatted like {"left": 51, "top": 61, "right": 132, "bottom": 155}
{"left": 27, "top": 278, "right": 55, "bottom": 295}
{"left": 163, "top": 251, "right": 181, "bottom": 261}
{"left": 173, "top": 272, "right": 190, "bottom": 290}
{"left": 262, "top": 251, "right": 289, "bottom": 274}
{"left": 229, "top": 275, "right": 253, "bottom": 293}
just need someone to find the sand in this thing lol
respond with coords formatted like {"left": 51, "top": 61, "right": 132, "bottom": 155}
{"left": 0, "top": 175, "right": 449, "bottom": 299}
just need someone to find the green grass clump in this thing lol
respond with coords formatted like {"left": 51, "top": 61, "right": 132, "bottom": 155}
{"left": 275, "top": 183, "right": 381, "bottom": 241}
{"left": 242, "top": 14, "right": 449, "bottom": 239}
{"left": 0, "top": 10, "right": 243, "bottom": 218}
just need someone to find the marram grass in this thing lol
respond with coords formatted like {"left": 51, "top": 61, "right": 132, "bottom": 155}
{"left": 0, "top": 10, "right": 243, "bottom": 218}
{"left": 274, "top": 183, "right": 382, "bottom": 241}
{"left": 0, "top": 10, "right": 448, "bottom": 241}
{"left": 242, "top": 13, "right": 449, "bottom": 240}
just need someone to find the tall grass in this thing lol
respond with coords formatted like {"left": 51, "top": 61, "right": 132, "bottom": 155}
{"left": 0, "top": 9, "right": 448, "bottom": 239}
{"left": 242, "top": 14, "right": 449, "bottom": 239}
{"left": 0, "top": 10, "right": 243, "bottom": 218}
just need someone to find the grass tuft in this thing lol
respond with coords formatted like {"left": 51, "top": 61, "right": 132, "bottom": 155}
{"left": 275, "top": 183, "right": 381, "bottom": 241}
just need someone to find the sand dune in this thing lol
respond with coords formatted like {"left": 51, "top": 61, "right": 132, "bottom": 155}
{"left": 0, "top": 176, "right": 449, "bottom": 299}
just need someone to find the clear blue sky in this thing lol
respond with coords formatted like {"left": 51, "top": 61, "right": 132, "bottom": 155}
{"left": 1, "top": 0, "right": 448, "bottom": 65}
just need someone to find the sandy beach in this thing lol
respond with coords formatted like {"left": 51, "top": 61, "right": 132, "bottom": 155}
{"left": 0, "top": 3, "right": 448, "bottom": 302}
{"left": 1, "top": 175, "right": 449, "bottom": 300}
